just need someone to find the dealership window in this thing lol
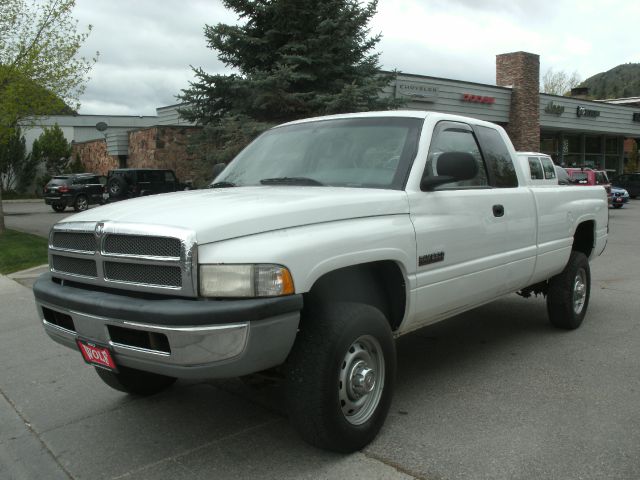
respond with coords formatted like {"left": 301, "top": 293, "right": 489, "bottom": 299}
{"left": 540, "top": 134, "right": 558, "bottom": 158}
{"left": 585, "top": 136, "right": 601, "bottom": 154}
{"left": 562, "top": 135, "right": 581, "bottom": 167}
{"left": 605, "top": 137, "right": 619, "bottom": 154}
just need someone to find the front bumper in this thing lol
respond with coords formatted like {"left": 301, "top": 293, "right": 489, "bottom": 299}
{"left": 33, "top": 273, "right": 302, "bottom": 379}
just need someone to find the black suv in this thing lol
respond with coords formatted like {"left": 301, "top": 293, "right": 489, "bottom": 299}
{"left": 106, "top": 168, "right": 181, "bottom": 202}
{"left": 612, "top": 173, "right": 640, "bottom": 198}
{"left": 44, "top": 174, "right": 106, "bottom": 213}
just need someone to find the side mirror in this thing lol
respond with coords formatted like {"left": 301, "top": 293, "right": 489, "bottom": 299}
{"left": 420, "top": 151, "right": 479, "bottom": 191}
{"left": 211, "top": 162, "right": 226, "bottom": 180}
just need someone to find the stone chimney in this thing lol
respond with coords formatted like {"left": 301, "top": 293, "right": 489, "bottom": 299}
{"left": 496, "top": 51, "right": 540, "bottom": 152}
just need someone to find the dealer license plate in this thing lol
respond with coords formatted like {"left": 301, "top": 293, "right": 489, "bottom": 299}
{"left": 76, "top": 339, "right": 117, "bottom": 371}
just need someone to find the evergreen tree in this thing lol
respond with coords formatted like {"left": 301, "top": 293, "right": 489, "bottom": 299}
{"left": 32, "top": 124, "right": 72, "bottom": 175}
{"left": 179, "top": 0, "right": 400, "bottom": 172}
{"left": 65, "top": 153, "right": 85, "bottom": 174}
{"left": 0, "top": 126, "right": 39, "bottom": 193}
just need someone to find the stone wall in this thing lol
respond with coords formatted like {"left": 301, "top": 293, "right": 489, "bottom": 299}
{"left": 72, "top": 139, "right": 119, "bottom": 175}
{"left": 128, "top": 126, "right": 201, "bottom": 183}
{"left": 496, "top": 51, "right": 540, "bottom": 151}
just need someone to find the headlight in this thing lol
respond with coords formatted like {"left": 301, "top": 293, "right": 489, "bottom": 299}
{"left": 199, "top": 264, "right": 295, "bottom": 297}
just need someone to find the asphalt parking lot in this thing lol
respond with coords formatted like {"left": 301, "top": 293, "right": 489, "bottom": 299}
{"left": 3, "top": 200, "right": 93, "bottom": 238}
{"left": 1, "top": 200, "right": 639, "bottom": 479}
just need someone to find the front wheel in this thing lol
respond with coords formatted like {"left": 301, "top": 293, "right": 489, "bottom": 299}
{"left": 547, "top": 251, "right": 591, "bottom": 329}
{"left": 95, "top": 365, "right": 176, "bottom": 396}
{"left": 285, "top": 302, "right": 396, "bottom": 453}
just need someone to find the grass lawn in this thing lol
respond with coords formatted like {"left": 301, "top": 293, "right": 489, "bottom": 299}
{"left": 0, "top": 229, "right": 48, "bottom": 274}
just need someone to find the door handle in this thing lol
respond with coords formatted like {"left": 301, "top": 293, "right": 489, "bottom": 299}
{"left": 492, "top": 204, "right": 504, "bottom": 217}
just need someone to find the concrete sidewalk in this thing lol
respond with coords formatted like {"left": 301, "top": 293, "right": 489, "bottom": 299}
{"left": 0, "top": 275, "right": 71, "bottom": 480}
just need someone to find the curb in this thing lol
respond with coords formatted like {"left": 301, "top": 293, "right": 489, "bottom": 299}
{"left": 7, "top": 264, "right": 49, "bottom": 280}
{"left": 2, "top": 199, "right": 42, "bottom": 203}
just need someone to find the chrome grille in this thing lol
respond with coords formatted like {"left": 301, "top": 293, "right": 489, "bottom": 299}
{"left": 51, "top": 255, "right": 97, "bottom": 278}
{"left": 51, "top": 232, "right": 96, "bottom": 252}
{"left": 104, "top": 234, "right": 181, "bottom": 258}
{"left": 48, "top": 222, "right": 197, "bottom": 296}
{"left": 104, "top": 262, "right": 181, "bottom": 287}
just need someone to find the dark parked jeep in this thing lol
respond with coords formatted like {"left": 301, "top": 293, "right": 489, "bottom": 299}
{"left": 106, "top": 168, "right": 180, "bottom": 201}
{"left": 44, "top": 173, "right": 106, "bottom": 212}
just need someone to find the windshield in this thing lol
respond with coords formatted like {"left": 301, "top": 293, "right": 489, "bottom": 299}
{"left": 215, "top": 117, "right": 423, "bottom": 190}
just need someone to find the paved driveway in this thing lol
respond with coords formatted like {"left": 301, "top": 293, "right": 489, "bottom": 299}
{"left": 3, "top": 200, "right": 88, "bottom": 238}
{"left": 1, "top": 201, "right": 639, "bottom": 479}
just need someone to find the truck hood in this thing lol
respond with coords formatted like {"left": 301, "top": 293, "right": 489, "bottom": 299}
{"left": 63, "top": 187, "right": 409, "bottom": 244}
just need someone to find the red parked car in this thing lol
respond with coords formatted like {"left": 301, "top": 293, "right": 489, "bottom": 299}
{"left": 565, "top": 168, "right": 612, "bottom": 202}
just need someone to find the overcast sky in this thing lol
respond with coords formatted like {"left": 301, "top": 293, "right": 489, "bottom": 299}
{"left": 73, "top": 0, "right": 640, "bottom": 116}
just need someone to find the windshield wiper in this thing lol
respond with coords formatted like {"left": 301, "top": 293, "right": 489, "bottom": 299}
{"left": 260, "top": 177, "right": 324, "bottom": 186}
{"left": 210, "top": 181, "right": 236, "bottom": 188}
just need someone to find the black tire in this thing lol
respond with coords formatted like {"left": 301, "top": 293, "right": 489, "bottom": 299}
{"left": 547, "top": 251, "right": 590, "bottom": 329}
{"left": 285, "top": 302, "right": 396, "bottom": 453}
{"left": 94, "top": 365, "right": 176, "bottom": 396}
{"left": 73, "top": 195, "right": 89, "bottom": 212}
{"left": 51, "top": 204, "right": 66, "bottom": 212}
{"left": 612, "top": 204, "right": 623, "bottom": 209}
{"left": 107, "top": 176, "right": 128, "bottom": 199}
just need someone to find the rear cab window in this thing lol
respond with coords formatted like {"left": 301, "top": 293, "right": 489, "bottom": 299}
{"left": 571, "top": 172, "right": 589, "bottom": 184}
{"left": 473, "top": 126, "right": 518, "bottom": 187}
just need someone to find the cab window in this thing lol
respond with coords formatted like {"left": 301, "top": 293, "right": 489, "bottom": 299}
{"left": 528, "top": 157, "right": 544, "bottom": 180}
{"left": 474, "top": 126, "right": 518, "bottom": 187}
{"left": 541, "top": 157, "right": 556, "bottom": 179}
{"left": 595, "top": 172, "right": 608, "bottom": 185}
{"left": 424, "top": 121, "right": 489, "bottom": 189}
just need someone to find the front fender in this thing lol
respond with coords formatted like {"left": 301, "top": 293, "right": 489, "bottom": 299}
{"left": 196, "top": 215, "right": 416, "bottom": 293}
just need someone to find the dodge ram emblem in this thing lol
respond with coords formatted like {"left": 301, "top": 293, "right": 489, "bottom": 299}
{"left": 95, "top": 222, "right": 105, "bottom": 237}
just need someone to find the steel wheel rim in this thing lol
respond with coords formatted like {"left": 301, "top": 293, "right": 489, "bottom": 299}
{"left": 573, "top": 268, "right": 587, "bottom": 315}
{"left": 338, "top": 335, "right": 385, "bottom": 425}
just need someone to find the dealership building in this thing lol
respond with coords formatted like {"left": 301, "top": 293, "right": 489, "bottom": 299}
{"left": 383, "top": 51, "right": 640, "bottom": 175}
{"left": 21, "top": 51, "right": 640, "bottom": 180}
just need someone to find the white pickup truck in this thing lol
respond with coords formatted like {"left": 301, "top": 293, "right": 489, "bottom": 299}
{"left": 33, "top": 111, "right": 608, "bottom": 453}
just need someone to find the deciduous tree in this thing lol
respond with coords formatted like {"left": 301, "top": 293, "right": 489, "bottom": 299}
{"left": 0, "top": 0, "right": 96, "bottom": 233}
{"left": 541, "top": 68, "right": 581, "bottom": 96}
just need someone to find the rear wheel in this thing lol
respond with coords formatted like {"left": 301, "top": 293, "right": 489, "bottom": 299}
{"left": 94, "top": 365, "right": 176, "bottom": 396}
{"left": 107, "top": 176, "right": 128, "bottom": 199}
{"left": 51, "top": 204, "right": 66, "bottom": 212}
{"left": 285, "top": 302, "right": 396, "bottom": 453}
{"left": 547, "top": 251, "right": 590, "bottom": 329}
{"left": 73, "top": 195, "right": 88, "bottom": 212}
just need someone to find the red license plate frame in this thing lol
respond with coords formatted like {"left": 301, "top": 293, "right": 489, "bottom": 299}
{"left": 76, "top": 338, "right": 118, "bottom": 372}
